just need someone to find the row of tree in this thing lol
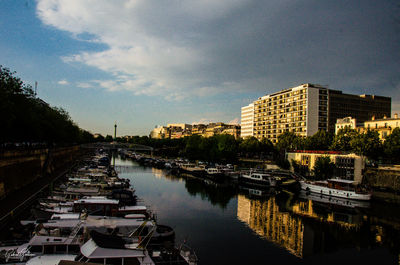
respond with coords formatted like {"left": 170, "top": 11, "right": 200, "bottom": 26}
{"left": 0, "top": 66, "right": 95, "bottom": 146}
{"left": 276, "top": 128, "right": 400, "bottom": 163}
{"left": 106, "top": 126, "right": 400, "bottom": 164}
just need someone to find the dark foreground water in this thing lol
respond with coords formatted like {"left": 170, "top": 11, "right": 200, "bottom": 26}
{"left": 115, "top": 156, "right": 400, "bottom": 265}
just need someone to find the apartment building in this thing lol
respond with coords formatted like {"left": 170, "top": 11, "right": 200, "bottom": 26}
{"left": 248, "top": 83, "right": 328, "bottom": 143}
{"left": 242, "top": 83, "right": 391, "bottom": 143}
{"left": 328, "top": 90, "right": 391, "bottom": 133}
{"left": 150, "top": 122, "right": 240, "bottom": 139}
{"left": 240, "top": 103, "right": 254, "bottom": 138}
{"left": 336, "top": 114, "right": 400, "bottom": 140}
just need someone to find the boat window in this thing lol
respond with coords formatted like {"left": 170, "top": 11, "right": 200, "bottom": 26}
{"left": 124, "top": 257, "right": 140, "bottom": 265}
{"left": 120, "top": 193, "right": 130, "bottom": 199}
{"left": 43, "top": 245, "right": 55, "bottom": 254}
{"left": 30, "top": 245, "right": 42, "bottom": 253}
{"left": 68, "top": 245, "right": 80, "bottom": 254}
{"left": 106, "top": 258, "right": 123, "bottom": 265}
{"left": 88, "top": 258, "right": 104, "bottom": 264}
{"left": 55, "top": 244, "right": 67, "bottom": 253}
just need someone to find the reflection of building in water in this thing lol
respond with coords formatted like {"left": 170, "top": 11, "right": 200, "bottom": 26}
{"left": 152, "top": 168, "right": 164, "bottom": 179}
{"left": 292, "top": 200, "right": 362, "bottom": 229}
{"left": 237, "top": 194, "right": 370, "bottom": 259}
{"left": 151, "top": 168, "right": 184, "bottom": 182}
{"left": 237, "top": 195, "right": 304, "bottom": 258}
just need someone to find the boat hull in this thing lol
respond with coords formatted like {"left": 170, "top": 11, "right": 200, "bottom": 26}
{"left": 239, "top": 175, "right": 277, "bottom": 187}
{"left": 299, "top": 181, "right": 371, "bottom": 201}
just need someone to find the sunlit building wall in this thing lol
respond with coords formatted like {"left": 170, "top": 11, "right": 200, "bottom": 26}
{"left": 240, "top": 103, "right": 254, "bottom": 138}
{"left": 237, "top": 195, "right": 304, "bottom": 258}
{"left": 241, "top": 83, "right": 328, "bottom": 143}
{"left": 287, "top": 151, "right": 365, "bottom": 183}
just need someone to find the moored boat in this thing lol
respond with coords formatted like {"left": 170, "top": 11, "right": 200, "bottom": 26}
{"left": 239, "top": 171, "right": 278, "bottom": 187}
{"left": 299, "top": 178, "right": 371, "bottom": 201}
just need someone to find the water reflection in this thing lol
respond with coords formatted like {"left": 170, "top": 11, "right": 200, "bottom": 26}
{"left": 237, "top": 193, "right": 304, "bottom": 257}
{"left": 236, "top": 188, "right": 400, "bottom": 261}
{"left": 151, "top": 168, "right": 237, "bottom": 209}
{"left": 114, "top": 156, "right": 400, "bottom": 264}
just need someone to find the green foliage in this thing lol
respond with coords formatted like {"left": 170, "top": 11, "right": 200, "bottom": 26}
{"left": 183, "top": 134, "right": 238, "bottom": 162}
{"left": 308, "top": 130, "right": 334, "bottom": 150}
{"left": 383, "top": 128, "right": 400, "bottom": 163}
{"left": 330, "top": 127, "right": 359, "bottom": 151}
{"left": 312, "top": 156, "right": 336, "bottom": 180}
{"left": 350, "top": 129, "right": 382, "bottom": 159}
{"left": 104, "top": 135, "right": 114, "bottom": 142}
{"left": 291, "top": 159, "right": 309, "bottom": 176}
{"left": 276, "top": 132, "right": 298, "bottom": 152}
{"left": 0, "top": 65, "right": 94, "bottom": 144}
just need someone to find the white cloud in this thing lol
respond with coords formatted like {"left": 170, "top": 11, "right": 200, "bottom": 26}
{"left": 228, "top": 118, "right": 240, "bottom": 125}
{"left": 191, "top": 118, "right": 214, "bottom": 125}
{"left": 76, "top": 82, "right": 93, "bottom": 88}
{"left": 37, "top": 0, "right": 400, "bottom": 100}
{"left": 57, "top": 79, "right": 69, "bottom": 85}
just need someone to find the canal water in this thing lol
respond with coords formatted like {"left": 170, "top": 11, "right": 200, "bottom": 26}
{"left": 115, "top": 156, "right": 400, "bottom": 265}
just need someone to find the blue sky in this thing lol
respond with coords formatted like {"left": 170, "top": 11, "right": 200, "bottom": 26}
{"left": 1, "top": 0, "right": 399, "bottom": 136}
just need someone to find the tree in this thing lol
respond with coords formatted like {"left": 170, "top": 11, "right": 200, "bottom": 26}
{"left": 239, "top": 137, "right": 261, "bottom": 157}
{"left": 0, "top": 65, "right": 94, "bottom": 144}
{"left": 291, "top": 159, "right": 309, "bottom": 176}
{"left": 276, "top": 132, "right": 299, "bottom": 152}
{"left": 330, "top": 127, "right": 358, "bottom": 151}
{"left": 104, "top": 135, "right": 113, "bottom": 142}
{"left": 215, "top": 134, "right": 238, "bottom": 162}
{"left": 312, "top": 156, "right": 336, "bottom": 180}
{"left": 350, "top": 130, "right": 382, "bottom": 160}
{"left": 308, "top": 130, "right": 334, "bottom": 150}
{"left": 383, "top": 128, "right": 400, "bottom": 163}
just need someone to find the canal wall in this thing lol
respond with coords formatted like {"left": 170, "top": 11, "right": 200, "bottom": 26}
{"left": 363, "top": 166, "right": 400, "bottom": 203}
{"left": 0, "top": 146, "right": 81, "bottom": 199}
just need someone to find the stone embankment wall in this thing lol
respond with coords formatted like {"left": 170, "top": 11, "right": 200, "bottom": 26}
{"left": 363, "top": 166, "right": 400, "bottom": 203}
{"left": 0, "top": 146, "right": 80, "bottom": 198}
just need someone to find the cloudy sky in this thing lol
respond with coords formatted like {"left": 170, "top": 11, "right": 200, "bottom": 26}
{"left": 1, "top": 0, "right": 399, "bottom": 136}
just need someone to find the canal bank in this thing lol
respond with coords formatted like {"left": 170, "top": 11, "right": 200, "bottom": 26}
{"left": 0, "top": 146, "right": 93, "bottom": 229}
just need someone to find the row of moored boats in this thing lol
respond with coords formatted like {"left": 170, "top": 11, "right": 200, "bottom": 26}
{"left": 125, "top": 150, "right": 372, "bottom": 202}
{"left": 0, "top": 150, "right": 198, "bottom": 265}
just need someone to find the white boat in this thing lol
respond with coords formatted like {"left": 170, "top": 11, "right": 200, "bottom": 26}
{"left": 299, "top": 178, "right": 372, "bottom": 201}
{"left": 239, "top": 171, "right": 278, "bottom": 187}
{"left": 298, "top": 190, "right": 370, "bottom": 208}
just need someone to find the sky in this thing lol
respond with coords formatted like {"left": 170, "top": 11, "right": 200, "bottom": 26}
{"left": 1, "top": 0, "right": 399, "bottom": 136}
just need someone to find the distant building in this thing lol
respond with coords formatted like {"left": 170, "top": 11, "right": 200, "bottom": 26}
{"left": 240, "top": 103, "right": 254, "bottom": 138}
{"left": 360, "top": 114, "right": 400, "bottom": 140}
{"left": 150, "top": 122, "right": 240, "bottom": 139}
{"left": 192, "top": 124, "right": 207, "bottom": 135}
{"left": 241, "top": 83, "right": 391, "bottom": 142}
{"left": 287, "top": 150, "right": 365, "bottom": 184}
{"left": 335, "top": 117, "right": 358, "bottom": 134}
{"left": 328, "top": 90, "right": 391, "bottom": 133}
{"left": 334, "top": 114, "right": 400, "bottom": 140}
{"left": 150, "top": 125, "right": 169, "bottom": 139}
{"left": 242, "top": 83, "right": 328, "bottom": 143}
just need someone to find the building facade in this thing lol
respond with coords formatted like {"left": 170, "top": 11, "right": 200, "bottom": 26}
{"left": 335, "top": 117, "right": 357, "bottom": 134}
{"left": 241, "top": 83, "right": 391, "bottom": 142}
{"left": 240, "top": 103, "right": 254, "bottom": 138}
{"left": 328, "top": 90, "right": 391, "bottom": 133}
{"left": 150, "top": 122, "right": 240, "bottom": 139}
{"left": 358, "top": 114, "right": 399, "bottom": 140}
{"left": 287, "top": 150, "right": 365, "bottom": 184}
{"left": 244, "top": 83, "right": 328, "bottom": 143}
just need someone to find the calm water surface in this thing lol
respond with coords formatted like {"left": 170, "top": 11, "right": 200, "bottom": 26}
{"left": 115, "top": 156, "right": 400, "bottom": 265}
